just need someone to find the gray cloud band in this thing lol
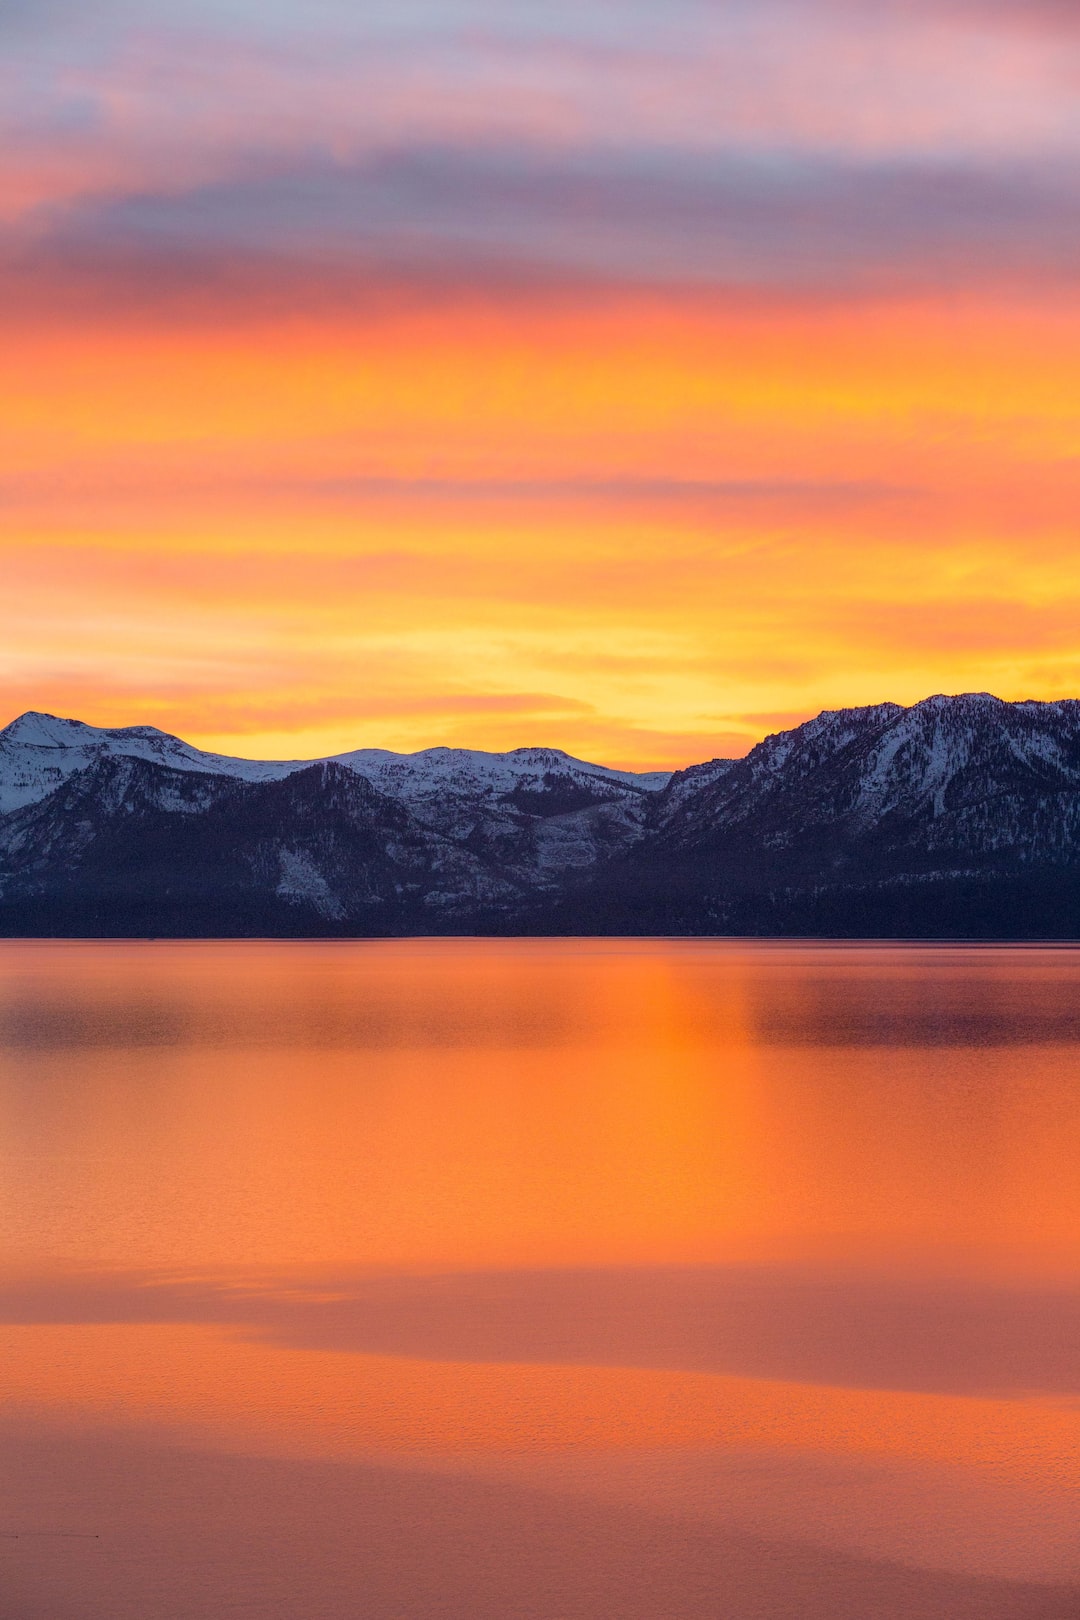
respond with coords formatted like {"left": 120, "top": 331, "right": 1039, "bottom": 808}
{"left": 7, "top": 146, "right": 1079, "bottom": 309}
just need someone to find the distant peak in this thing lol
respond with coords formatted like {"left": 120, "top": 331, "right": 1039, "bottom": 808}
{"left": 1, "top": 711, "right": 98, "bottom": 745}
{"left": 914, "top": 691, "right": 1000, "bottom": 709}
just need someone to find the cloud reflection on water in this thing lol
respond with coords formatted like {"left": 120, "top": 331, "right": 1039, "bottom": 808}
{"left": 2, "top": 1262, "right": 1080, "bottom": 1398}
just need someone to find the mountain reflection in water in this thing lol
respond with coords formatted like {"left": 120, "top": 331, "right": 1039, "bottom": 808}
{"left": 1, "top": 940, "right": 1078, "bottom": 1620}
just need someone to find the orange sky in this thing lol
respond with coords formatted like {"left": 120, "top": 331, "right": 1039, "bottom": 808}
{"left": 4, "top": 1, "right": 1080, "bottom": 768}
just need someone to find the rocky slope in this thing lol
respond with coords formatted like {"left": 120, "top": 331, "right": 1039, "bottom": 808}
{"left": 0, "top": 714, "right": 668, "bottom": 934}
{"left": 5, "top": 695, "right": 1080, "bottom": 936}
{"left": 577, "top": 692, "right": 1080, "bottom": 936}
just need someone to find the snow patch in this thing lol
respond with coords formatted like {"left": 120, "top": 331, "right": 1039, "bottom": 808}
{"left": 275, "top": 849, "right": 345, "bottom": 921}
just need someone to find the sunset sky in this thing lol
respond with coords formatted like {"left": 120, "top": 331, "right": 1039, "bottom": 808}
{"left": 4, "top": 0, "right": 1080, "bottom": 768}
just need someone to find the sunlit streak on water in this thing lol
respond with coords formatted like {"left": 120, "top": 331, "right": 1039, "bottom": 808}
{"left": 1, "top": 940, "right": 1078, "bottom": 1618}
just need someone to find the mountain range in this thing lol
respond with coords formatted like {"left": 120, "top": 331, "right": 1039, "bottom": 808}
{"left": 4, "top": 694, "right": 1080, "bottom": 937}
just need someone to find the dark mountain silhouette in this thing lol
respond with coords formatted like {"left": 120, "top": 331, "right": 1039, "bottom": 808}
{"left": 4, "top": 694, "right": 1080, "bottom": 936}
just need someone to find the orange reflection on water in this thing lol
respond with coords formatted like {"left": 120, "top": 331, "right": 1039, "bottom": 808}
{"left": 2, "top": 941, "right": 1080, "bottom": 1275}
{"left": 3, "top": 943, "right": 1080, "bottom": 1610}
{"left": 5, "top": 1323, "right": 1079, "bottom": 1490}
{"left": 0, "top": 942, "right": 768, "bottom": 1271}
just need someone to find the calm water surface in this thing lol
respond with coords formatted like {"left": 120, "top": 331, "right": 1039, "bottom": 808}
{"left": 1, "top": 939, "right": 1078, "bottom": 1619}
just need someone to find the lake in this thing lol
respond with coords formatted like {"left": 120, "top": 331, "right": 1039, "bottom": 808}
{"left": 2, "top": 938, "right": 1078, "bottom": 1619}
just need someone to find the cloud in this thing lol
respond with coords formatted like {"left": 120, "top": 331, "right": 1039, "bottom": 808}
{"left": 826, "top": 598, "right": 1080, "bottom": 659}
{"left": 3, "top": 0, "right": 1078, "bottom": 330}
{"left": 4, "top": 0, "right": 1080, "bottom": 227}
{"left": 6, "top": 144, "right": 1080, "bottom": 327}
{"left": 723, "top": 709, "right": 817, "bottom": 732}
{"left": 0, "top": 470, "right": 918, "bottom": 510}
{"left": 188, "top": 147, "right": 1079, "bottom": 296}
{"left": 3, "top": 0, "right": 1080, "bottom": 764}
{"left": 865, "top": 0, "right": 1080, "bottom": 29}
{"left": 0, "top": 0, "right": 84, "bottom": 27}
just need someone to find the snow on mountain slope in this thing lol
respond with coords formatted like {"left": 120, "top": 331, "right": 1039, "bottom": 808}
{"left": 848, "top": 694, "right": 1080, "bottom": 825}
{"left": 655, "top": 692, "right": 1080, "bottom": 857}
{"left": 334, "top": 744, "right": 669, "bottom": 802}
{"left": 8, "top": 695, "right": 1080, "bottom": 938}
{"left": 0, "top": 712, "right": 300, "bottom": 813}
{"left": 0, "top": 712, "right": 671, "bottom": 816}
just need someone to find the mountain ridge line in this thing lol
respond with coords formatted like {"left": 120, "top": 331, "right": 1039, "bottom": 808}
{"left": 5, "top": 692, "right": 1080, "bottom": 938}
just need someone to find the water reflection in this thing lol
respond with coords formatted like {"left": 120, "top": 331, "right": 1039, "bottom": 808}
{"left": 1, "top": 941, "right": 1079, "bottom": 1618}
{"left": 2, "top": 1263, "right": 1080, "bottom": 1395}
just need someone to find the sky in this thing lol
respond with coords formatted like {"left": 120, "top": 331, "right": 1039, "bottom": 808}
{"left": 3, "top": 0, "right": 1080, "bottom": 768}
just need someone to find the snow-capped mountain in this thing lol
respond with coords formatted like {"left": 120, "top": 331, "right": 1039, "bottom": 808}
{"left": 5, "top": 695, "right": 1080, "bottom": 936}
{"left": 653, "top": 692, "right": 1080, "bottom": 856}
{"left": 0, "top": 712, "right": 301, "bottom": 814}
{"left": 587, "top": 692, "right": 1080, "bottom": 936}
{"left": 0, "top": 711, "right": 669, "bottom": 816}
{"left": 0, "top": 711, "right": 672, "bottom": 932}
{"left": 647, "top": 694, "right": 1046, "bottom": 832}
